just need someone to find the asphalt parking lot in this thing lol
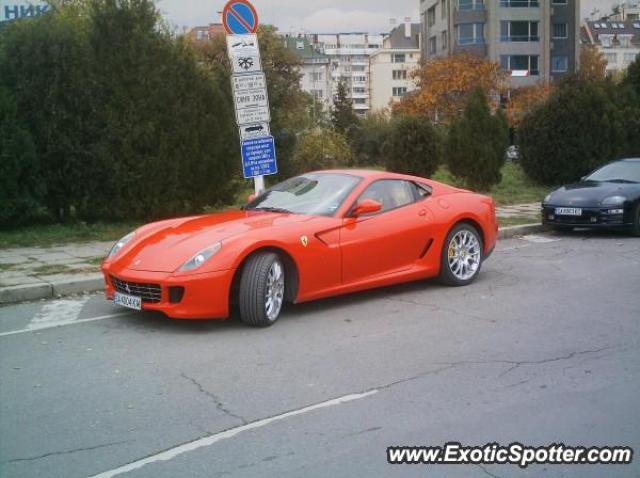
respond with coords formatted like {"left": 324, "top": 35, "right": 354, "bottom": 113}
{"left": 1, "top": 231, "right": 639, "bottom": 478}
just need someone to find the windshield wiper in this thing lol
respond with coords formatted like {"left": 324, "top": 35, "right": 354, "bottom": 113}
{"left": 604, "top": 179, "right": 638, "bottom": 184}
{"left": 249, "top": 206, "right": 292, "bottom": 213}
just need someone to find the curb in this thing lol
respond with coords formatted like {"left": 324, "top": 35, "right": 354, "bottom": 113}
{"left": 0, "top": 223, "right": 547, "bottom": 306}
{"left": 498, "top": 223, "right": 547, "bottom": 240}
{"left": 0, "top": 274, "right": 104, "bottom": 305}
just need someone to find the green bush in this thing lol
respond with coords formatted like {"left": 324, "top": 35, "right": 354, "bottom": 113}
{"left": 447, "top": 88, "right": 509, "bottom": 191}
{"left": 350, "top": 112, "right": 391, "bottom": 167}
{"left": 0, "top": 87, "right": 42, "bottom": 226}
{"left": 291, "top": 128, "right": 353, "bottom": 174}
{"left": 517, "top": 77, "right": 627, "bottom": 186}
{"left": 0, "top": 0, "right": 238, "bottom": 223}
{"left": 384, "top": 115, "right": 441, "bottom": 178}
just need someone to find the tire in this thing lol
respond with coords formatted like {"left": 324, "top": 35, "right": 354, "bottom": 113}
{"left": 239, "top": 252, "right": 285, "bottom": 327}
{"left": 631, "top": 204, "right": 640, "bottom": 237}
{"left": 439, "top": 223, "right": 483, "bottom": 287}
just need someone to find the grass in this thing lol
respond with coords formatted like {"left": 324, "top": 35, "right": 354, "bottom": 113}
{"left": 433, "top": 162, "right": 551, "bottom": 206}
{"left": 498, "top": 216, "right": 540, "bottom": 227}
{"left": 0, "top": 222, "right": 140, "bottom": 250}
{"left": 31, "top": 264, "right": 75, "bottom": 275}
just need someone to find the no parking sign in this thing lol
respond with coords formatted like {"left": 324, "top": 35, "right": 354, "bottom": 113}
{"left": 222, "top": 0, "right": 259, "bottom": 35}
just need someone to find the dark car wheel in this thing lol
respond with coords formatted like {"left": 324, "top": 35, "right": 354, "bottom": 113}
{"left": 632, "top": 204, "right": 640, "bottom": 237}
{"left": 439, "top": 223, "right": 483, "bottom": 287}
{"left": 239, "top": 252, "right": 285, "bottom": 327}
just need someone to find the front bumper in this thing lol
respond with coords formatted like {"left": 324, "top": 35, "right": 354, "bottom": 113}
{"left": 102, "top": 266, "right": 235, "bottom": 319}
{"left": 541, "top": 205, "right": 633, "bottom": 228}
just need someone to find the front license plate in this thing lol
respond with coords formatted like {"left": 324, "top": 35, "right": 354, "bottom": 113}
{"left": 113, "top": 292, "right": 142, "bottom": 310}
{"left": 555, "top": 207, "right": 582, "bottom": 216}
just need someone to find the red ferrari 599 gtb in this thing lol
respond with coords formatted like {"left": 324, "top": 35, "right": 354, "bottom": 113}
{"left": 102, "top": 170, "right": 498, "bottom": 326}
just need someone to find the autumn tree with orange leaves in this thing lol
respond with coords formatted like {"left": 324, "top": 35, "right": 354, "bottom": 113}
{"left": 394, "top": 53, "right": 508, "bottom": 123}
{"left": 505, "top": 82, "right": 553, "bottom": 127}
{"left": 578, "top": 47, "right": 607, "bottom": 82}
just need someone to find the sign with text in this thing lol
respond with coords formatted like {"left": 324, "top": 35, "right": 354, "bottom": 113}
{"left": 241, "top": 136, "right": 277, "bottom": 178}
{"left": 0, "top": 0, "right": 48, "bottom": 22}
{"left": 232, "top": 73, "right": 266, "bottom": 92}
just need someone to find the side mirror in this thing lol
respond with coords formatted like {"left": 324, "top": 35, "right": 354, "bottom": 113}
{"left": 351, "top": 199, "right": 382, "bottom": 217}
{"left": 247, "top": 193, "right": 257, "bottom": 203}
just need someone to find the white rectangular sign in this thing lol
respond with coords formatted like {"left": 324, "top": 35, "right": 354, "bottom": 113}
{"left": 234, "top": 87, "right": 268, "bottom": 111}
{"left": 226, "top": 34, "right": 262, "bottom": 74}
{"left": 232, "top": 73, "right": 266, "bottom": 92}
{"left": 236, "top": 106, "right": 271, "bottom": 126}
{"left": 239, "top": 122, "right": 271, "bottom": 140}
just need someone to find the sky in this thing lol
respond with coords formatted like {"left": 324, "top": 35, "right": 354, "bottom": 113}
{"left": 156, "top": 0, "right": 618, "bottom": 34}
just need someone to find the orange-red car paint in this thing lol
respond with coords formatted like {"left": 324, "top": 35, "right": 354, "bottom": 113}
{"left": 102, "top": 170, "right": 498, "bottom": 319}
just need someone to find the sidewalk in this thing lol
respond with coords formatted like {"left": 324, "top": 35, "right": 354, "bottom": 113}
{"left": 0, "top": 241, "right": 112, "bottom": 303}
{"left": 0, "top": 204, "right": 544, "bottom": 305}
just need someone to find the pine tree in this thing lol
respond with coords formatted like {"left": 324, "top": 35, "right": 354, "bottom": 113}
{"left": 447, "top": 88, "right": 509, "bottom": 191}
{"left": 384, "top": 115, "right": 441, "bottom": 178}
{"left": 331, "top": 80, "right": 359, "bottom": 137}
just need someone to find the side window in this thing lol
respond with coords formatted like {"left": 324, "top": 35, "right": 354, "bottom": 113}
{"left": 413, "top": 182, "right": 433, "bottom": 199}
{"left": 358, "top": 180, "right": 417, "bottom": 213}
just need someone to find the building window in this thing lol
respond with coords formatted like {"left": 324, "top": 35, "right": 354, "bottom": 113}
{"left": 500, "top": 20, "right": 539, "bottom": 42}
{"left": 551, "top": 0, "right": 567, "bottom": 4}
{"left": 500, "top": 55, "right": 539, "bottom": 75}
{"left": 353, "top": 87, "right": 366, "bottom": 94}
{"left": 459, "top": 0, "right": 484, "bottom": 10}
{"left": 312, "top": 90, "right": 323, "bottom": 99}
{"left": 296, "top": 40, "right": 304, "bottom": 50}
{"left": 353, "top": 75, "right": 367, "bottom": 82}
{"left": 429, "top": 35, "right": 437, "bottom": 54}
{"left": 311, "top": 72, "right": 323, "bottom": 81}
{"left": 441, "top": 0, "right": 448, "bottom": 18}
{"left": 603, "top": 52, "right": 617, "bottom": 64}
{"left": 392, "top": 70, "right": 408, "bottom": 80}
{"left": 427, "top": 6, "right": 436, "bottom": 26}
{"left": 552, "top": 23, "right": 567, "bottom": 39}
{"left": 392, "top": 53, "right": 407, "bottom": 63}
{"left": 392, "top": 87, "right": 408, "bottom": 97}
{"left": 441, "top": 30, "right": 448, "bottom": 49}
{"left": 353, "top": 98, "right": 367, "bottom": 104}
{"left": 551, "top": 56, "right": 568, "bottom": 72}
{"left": 500, "top": 0, "right": 539, "bottom": 6}
{"left": 458, "top": 23, "right": 485, "bottom": 45}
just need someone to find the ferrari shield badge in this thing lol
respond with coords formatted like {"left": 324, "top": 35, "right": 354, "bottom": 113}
{"left": 300, "top": 235, "right": 309, "bottom": 247}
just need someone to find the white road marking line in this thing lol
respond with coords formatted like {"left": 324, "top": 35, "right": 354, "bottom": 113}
{"left": 89, "top": 390, "right": 379, "bottom": 478}
{"left": 0, "top": 312, "right": 129, "bottom": 338}
{"left": 28, "top": 297, "right": 89, "bottom": 330}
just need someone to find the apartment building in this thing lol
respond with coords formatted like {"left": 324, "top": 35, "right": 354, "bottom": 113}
{"left": 369, "top": 21, "right": 422, "bottom": 111}
{"left": 608, "top": 1, "right": 640, "bottom": 21}
{"left": 188, "top": 23, "right": 225, "bottom": 42}
{"left": 306, "top": 33, "right": 385, "bottom": 116}
{"left": 284, "top": 36, "right": 333, "bottom": 113}
{"left": 420, "top": 0, "right": 581, "bottom": 87}
{"left": 582, "top": 20, "right": 640, "bottom": 74}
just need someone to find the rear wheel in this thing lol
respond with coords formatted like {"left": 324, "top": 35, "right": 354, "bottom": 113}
{"left": 631, "top": 204, "right": 640, "bottom": 237}
{"left": 439, "top": 223, "right": 483, "bottom": 287}
{"left": 239, "top": 252, "right": 285, "bottom": 327}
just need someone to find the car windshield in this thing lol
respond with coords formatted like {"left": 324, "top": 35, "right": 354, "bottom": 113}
{"left": 585, "top": 161, "right": 640, "bottom": 183}
{"left": 245, "top": 173, "right": 362, "bottom": 216}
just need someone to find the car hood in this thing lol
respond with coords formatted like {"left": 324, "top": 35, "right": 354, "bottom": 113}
{"left": 119, "top": 210, "right": 311, "bottom": 272}
{"left": 546, "top": 181, "right": 637, "bottom": 207}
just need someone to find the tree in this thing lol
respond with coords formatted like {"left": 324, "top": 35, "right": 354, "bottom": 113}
{"left": 447, "top": 88, "right": 509, "bottom": 191}
{"left": 383, "top": 115, "right": 441, "bottom": 178}
{"left": 578, "top": 47, "right": 607, "bottom": 82}
{"left": 505, "top": 82, "right": 553, "bottom": 128}
{"left": 622, "top": 54, "right": 640, "bottom": 98}
{"left": 394, "top": 53, "right": 507, "bottom": 123}
{"left": 518, "top": 78, "right": 627, "bottom": 186}
{"left": 291, "top": 128, "right": 353, "bottom": 174}
{"left": 0, "top": 86, "right": 42, "bottom": 226}
{"left": 331, "top": 80, "right": 359, "bottom": 137}
{"left": 350, "top": 112, "right": 391, "bottom": 167}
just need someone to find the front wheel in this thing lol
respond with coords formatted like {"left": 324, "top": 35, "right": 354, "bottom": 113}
{"left": 439, "top": 223, "right": 483, "bottom": 286}
{"left": 239, "top": 252, "right": 285, "bottom": 327}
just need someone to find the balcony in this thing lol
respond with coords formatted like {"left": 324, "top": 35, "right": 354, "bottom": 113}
{"left": 500, "top": 35, "right": 540, "bottom": 42}
{"left": 500, "top": 0, "right": 539, "bottom": 6}
{"left": 453, "top": 7, "right": 487, "bottom": 24}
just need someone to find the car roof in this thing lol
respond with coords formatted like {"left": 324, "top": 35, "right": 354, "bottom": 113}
{"left": 620, "top": 158, "right": 640, "bottom": 162}
{"left": 307, "top": 169, "right": 420, "bottom": 180}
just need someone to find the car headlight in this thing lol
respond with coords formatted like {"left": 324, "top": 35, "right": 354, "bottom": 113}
{"left": 543, "top": 193, "right": 552, "bottom": 204}
{"left": 108, "top": 232, "right": 135, "bottom": 258}
{"left": 601, "top": 195, "right": 626, "bottom": 206}
{"left": 179, "top": 243, "right": 222, "bottom": 272}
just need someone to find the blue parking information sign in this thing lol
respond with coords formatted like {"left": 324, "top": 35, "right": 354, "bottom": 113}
{"left": 241, "top": 136, "right": 277, "bottom": 178}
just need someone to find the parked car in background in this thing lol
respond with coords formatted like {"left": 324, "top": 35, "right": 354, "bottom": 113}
{"left": 102, "top": 170, "right": 498, "bottom": 327}
{"left": 506, "top": 145, "right": 519, "bottom": 161}
{"left": 541, "top": 158, "right": 640, "bottom": 235}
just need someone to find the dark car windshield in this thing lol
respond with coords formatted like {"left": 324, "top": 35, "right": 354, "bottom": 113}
{"left": 245, "top": 173, "right": 362, "bottom": 216}
{"left": 585, "top": 161, "right": 640, "bottom": 183}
